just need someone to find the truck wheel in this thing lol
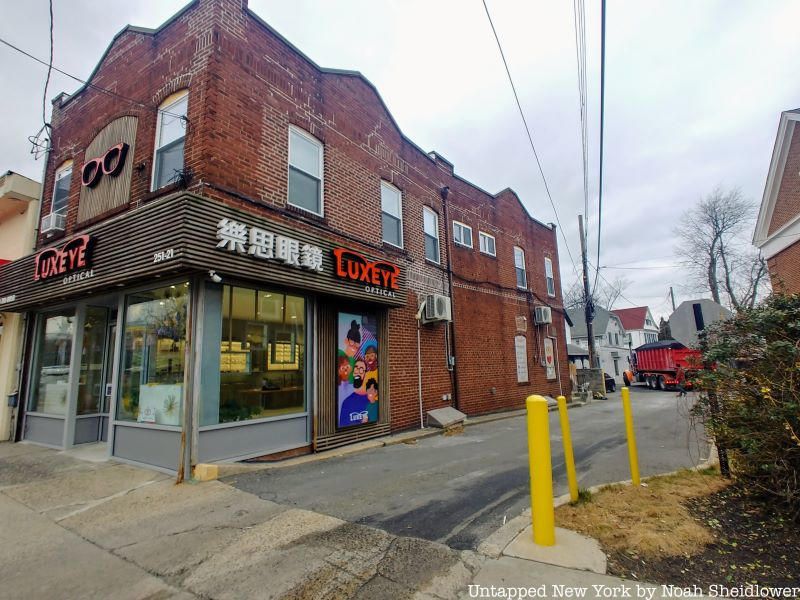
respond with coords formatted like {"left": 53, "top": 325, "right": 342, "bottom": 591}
{"left": 646, "top": 376, "right": 654, "bottom": 389}
{"left": 623, "top": 373, "right": 630, "bottom": 387}
{"left": 657, "top": 376, "right": 666, "bottom": 391}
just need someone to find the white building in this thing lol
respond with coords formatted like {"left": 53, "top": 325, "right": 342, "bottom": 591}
{"left": 612, "top": 306, "right": 659, "bottom": 349}
{"left": 566, "top": 307, "right": 629, "bottom": 384}
{"left": 668, "top": 299, "right": 733, "bottom": 348}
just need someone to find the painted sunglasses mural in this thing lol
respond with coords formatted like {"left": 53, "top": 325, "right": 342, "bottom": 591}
{"left": 337, "top": 312, "right": 379, "bottom": 428}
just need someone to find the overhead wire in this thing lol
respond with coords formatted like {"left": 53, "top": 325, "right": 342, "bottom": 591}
{"left": 0, "top": 36, "right": 186, "bottom": 121}
{"left": 572, "top": 0, "right": 590, "bottom": 247}
{"left": 480, "top": 0, "right": 580, "bottom": 281}
{"left": 592, "top": 0, "right": 607, "bottom": 294}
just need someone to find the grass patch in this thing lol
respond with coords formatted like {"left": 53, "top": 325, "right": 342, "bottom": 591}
{"left": 555, "top": 468, "right": 729, "bottom": 559}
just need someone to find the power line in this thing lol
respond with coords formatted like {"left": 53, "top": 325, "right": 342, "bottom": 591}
{"left": 572, "top": 0, "right": 589, "bottom": 242}
{"left": 480, "top": 0, "right": 580, "bottom": 279}
{"left": 601, "top": 264, "right": 680, "bottom": 271}
{"left": 593, "top": 0, "right": 607, "bottom": 294}
{"left": 0, "top": 36, "right": 185, "bottom": 120}
{"left": 41, "top": 0, "right": 54, "bottom": 128}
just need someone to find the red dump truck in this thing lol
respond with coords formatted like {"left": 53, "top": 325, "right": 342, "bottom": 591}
{"left": 623, "top": 340, "right": 703, "bottom": 390}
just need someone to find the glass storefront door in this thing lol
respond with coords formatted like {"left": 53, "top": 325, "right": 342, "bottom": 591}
{"left": 75, "top": 306, "right": 116, "bottom": 445}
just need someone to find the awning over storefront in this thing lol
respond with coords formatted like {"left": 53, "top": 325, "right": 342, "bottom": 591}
{"left": 0, "top": 193, "right": 407, "bottom": 312}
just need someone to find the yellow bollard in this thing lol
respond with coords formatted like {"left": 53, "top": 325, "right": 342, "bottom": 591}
{"left": 557, "top": 395, "right": 579, "bottom": 503}
{"left": 621, "top": 387, "right": 641, "bottom": 486}
{"left": 526, "top": 395, "right": 555, "bottom": 546}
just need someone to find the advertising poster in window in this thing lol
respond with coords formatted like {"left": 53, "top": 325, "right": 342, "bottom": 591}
{"left": 337, "top": 312, "right": 379, "bottom": 428}
{"left": 544, "top": 337, "right": 556, "bottom": 380}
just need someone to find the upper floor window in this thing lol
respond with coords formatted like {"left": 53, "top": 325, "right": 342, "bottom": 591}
{"left": 544, "top": 257, "right": 555, "bottom": 297}
{"left": 452, "top": 221, "right": 473, "bottom": 248}
{"left": 381, "top": 181, "right": 403, "bottom": 247}
{"left": 152, "top": 91, "right": 188, "bottom": 191}
{"left": 423, "top": 207, "right": 440, "bottom": 263}
{"left": 52, "top": 162, "right": 72, "bottom": 215}
{"left": 513, "top": 246, "right": 527, "bottom": 288}
{"left": 288, "top": 126, "right": 323, "bottom": 216}
{"left": 479, "top": 231, "right": 496, "bottom": 256}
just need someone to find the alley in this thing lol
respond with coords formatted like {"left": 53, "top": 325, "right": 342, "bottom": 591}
{"left": 227, "top": 388, "right": 707, "bottom": 551}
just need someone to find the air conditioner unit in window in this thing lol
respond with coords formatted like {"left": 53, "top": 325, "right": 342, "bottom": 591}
{"left": 534, "top": 305, "right": 552, "bottom": 325}
{"left": 40, "top": 213, "right": 66, "bottom": 234}
{"left": 423, "top": 293, "right": 452, "bottom": 323}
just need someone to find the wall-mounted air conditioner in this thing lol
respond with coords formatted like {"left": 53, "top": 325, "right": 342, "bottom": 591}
{"left": 534, "top": 305, "right": 552, "bottom": 325}
{"left": 40, "top": 213, "right": 66, "bottom": 234}
{"left": 423, "top": 293, "right": 452, "bottom": 323}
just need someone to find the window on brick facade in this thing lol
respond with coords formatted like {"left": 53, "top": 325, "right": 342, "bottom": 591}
{"left": 545, "top": 257, "right": 555, "bottom": 297}
{"left": 479, "top": 231, "right": 496, "bottom": 256}
{"left": 152, "top": 91, "right": 188, "bottom": 191}
{"left": 513, "top": 246, "right": 527, "bottom": 288}
{"left": 381, "top": 181, "right": 403, "bottom": 247}
{"left": 52, "top": 162, "right": 72, "bottom": 215}
{"left": 423, "top": 207, "right": 440, "bottom": 263}
{"left": 452, "top": 221, "right": 472, "bottom": 248}
{"left": 288, "top": 127, "right": 323, "bottom": 216}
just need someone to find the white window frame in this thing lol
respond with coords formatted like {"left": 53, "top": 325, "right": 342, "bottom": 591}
{"left": 52, "top": 161, "right": 73, "bottom": 216}
{"left": 151, "top": 90, "right": 189, "bottom": 191}
{"left": 452, "top": 221, "right": 473, "bottom": 248}
{"left": 544, "top": 257, "right": 556, "bottom": 297}
{"left": 479, "top": 231, "right": 496, "bottom": 256}
{"left": 287, "top": 125, "right": 324, "bottom": 217}
{"left": 423, "top": 206, "right": 440, "bottom": 264}
{"left": 380, "top": 181, "right": 403, "bottom": 248}
{"left": 513, "top": 246, "right": 527, "bottom": 289}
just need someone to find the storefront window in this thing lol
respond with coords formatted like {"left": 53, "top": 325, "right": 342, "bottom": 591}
{"left": 29, "top": 311, "right": 75, "bottom": 415}
{"left": 118, "top": 283, "right": 188, "bottom": 425}
{"left": 77, "top": 307, "right": 109, "bottom": 415}
{"left": 217, "top": 285, "right": 305, "bottom": 423}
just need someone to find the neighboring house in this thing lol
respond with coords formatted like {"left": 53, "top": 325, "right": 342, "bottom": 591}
{"left": 0, "top": 0, "right": 569, "bottom": 473}
{"left": 668, "top": 299, "right": 733, "bottom": 348}
{"left": 612, "top": 306, "right": 659, "bottom": 348}
{"left": 754, "top": 108, "right": 800, "bottom": 292}
{"left": 567, "top": 306, "right": 629, "bottom": 384}
{"left": 0, "top": 171, "right": 40, "bottom": 441}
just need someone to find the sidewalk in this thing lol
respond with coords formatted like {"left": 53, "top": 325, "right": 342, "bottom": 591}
{"left": 0, "top": 441, "right": 664, "bottom": 600}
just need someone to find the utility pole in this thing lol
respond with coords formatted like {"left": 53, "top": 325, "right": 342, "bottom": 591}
{"left": 578, "top": 215, "right": 598, "bottom": 369}
{"left": 669, "top": 286, "right": 676, "bottom": 312}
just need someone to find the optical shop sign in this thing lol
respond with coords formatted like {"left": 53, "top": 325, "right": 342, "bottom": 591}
{"left": 333, "top": 248, "right": 400, "bottom": 300}
{"left": 215, "top": 218, "right": 324, "bottom": 271}
{"left": 33, "top": 234, "right": 96, "bottom": 285}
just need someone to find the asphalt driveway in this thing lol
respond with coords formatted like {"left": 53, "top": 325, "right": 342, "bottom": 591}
{"left": 226, "top": 388, "right": 707, "bottom": 551}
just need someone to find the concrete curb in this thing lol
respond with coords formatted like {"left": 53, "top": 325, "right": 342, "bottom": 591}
{"left": 477, "top": 445, "right": 718, "bottom": 560}
{"left": 199, "top": 401, "right": 590, "bottom": 481}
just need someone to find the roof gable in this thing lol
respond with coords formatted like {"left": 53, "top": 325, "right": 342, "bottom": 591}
{"left": 754, "top": 109, "right": 800, "bottom": 256}
{"left": 612, "top": 306, "right": 649, "bottom": 330}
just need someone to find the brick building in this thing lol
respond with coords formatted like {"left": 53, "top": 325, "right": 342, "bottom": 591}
{"left": 0, "top": 0, "right": 568, "bottom": 474}
{"left": 755, "top": 108, "right": 800, "bottom": 293}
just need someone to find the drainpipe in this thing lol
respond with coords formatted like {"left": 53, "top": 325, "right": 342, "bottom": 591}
{"left": 415, "top": 300, "right": 427, "bottom": 429}
{"left": 439, "top": 186, "right": 460, "bottom": 410}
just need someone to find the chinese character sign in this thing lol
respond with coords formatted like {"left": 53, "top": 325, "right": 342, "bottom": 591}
{"left": 215, "top": 218, "right": 323, "bottom": 272}
{"left": 337, "top": 312, "right": 379, "bottom": 428}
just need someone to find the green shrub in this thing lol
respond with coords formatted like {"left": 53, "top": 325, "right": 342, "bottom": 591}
{"left": 694, "top": 294, "right": 800, "bottom": 518}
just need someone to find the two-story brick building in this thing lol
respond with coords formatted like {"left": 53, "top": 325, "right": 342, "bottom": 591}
{"left": 0, "top": 0, "right": 569, "bottom": 474}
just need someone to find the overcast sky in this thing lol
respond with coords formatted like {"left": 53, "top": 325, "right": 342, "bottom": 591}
{"left": 1, "top": 1, "right": 798, "bottom": 320}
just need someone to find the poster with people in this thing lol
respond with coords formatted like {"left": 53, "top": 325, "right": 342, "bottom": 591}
{"left": 337, "top": 312, "right": 379, "bottom": 428}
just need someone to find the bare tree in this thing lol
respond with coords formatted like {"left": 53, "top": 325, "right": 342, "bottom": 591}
{"left": 674, "top": 187, "right": 769, "bottom": 311}
{"left": 563, "top": 275, "right": 630, "bottom": 311}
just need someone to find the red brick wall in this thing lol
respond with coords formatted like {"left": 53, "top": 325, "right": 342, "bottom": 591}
{"left": 767, "top": 242, "right": 800, "bottom": 294}
{"left": 769, "top": 125, "right": 800, "bottom": 236}
{"left": 448, "top": 188, "right": 570, "bottom": 414}
{"left": 39, "top": 0, "right": 569, "bottom": 430}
